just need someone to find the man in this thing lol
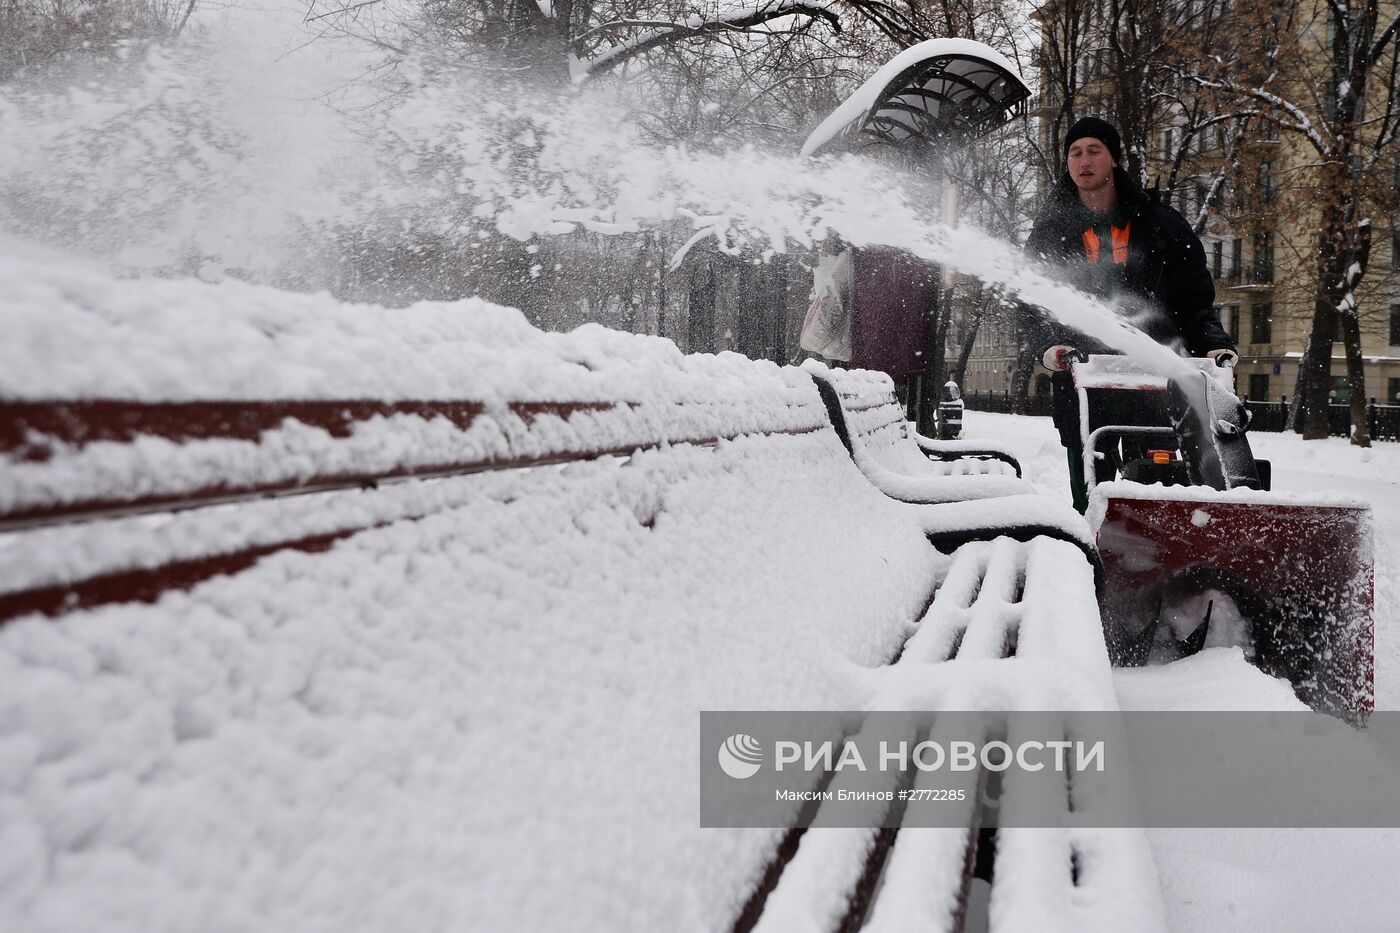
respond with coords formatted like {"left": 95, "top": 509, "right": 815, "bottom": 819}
{"left": 1024, "top": 116, "right": 1237, "bottom": 512}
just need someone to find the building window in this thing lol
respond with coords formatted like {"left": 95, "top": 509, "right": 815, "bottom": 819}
{"left": 1392, "top": 228, "right": 1400, "bottom": 271}
{"left": 1257, "top": 162, "right": 1276, "bottom": 204}
{"left": 1229, "top": 237, "right": 1243, "bottom": 283}
{"left": 1390, "top": 304, "right": 1400, "bottom": 345}
{"left": 1388, "top": 377, "right": 1400, "bottom": 404}
{"left": 1253, "top": 231, "right": 1274, "bottom": 283}
{"left": 1251, "top": 303, "right": 1272, "bottom": 344}
{"left": 1211, "top": 241, "right": 1223, "bottom": 278}
{"left": 1248, "top": 373, "right": 1270, "bottom": 402}
{"left": 1228, "top": 304, "right": 1241, "bottom": 343}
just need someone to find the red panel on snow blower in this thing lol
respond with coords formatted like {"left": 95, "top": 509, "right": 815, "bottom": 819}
{"left": 1095, "top": 493, "right": 1373, "bottom": 722}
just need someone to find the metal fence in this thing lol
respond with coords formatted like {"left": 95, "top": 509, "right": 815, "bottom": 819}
{"left": 963, "top": 391, "right": 1400, "bottom": 442}
{"left": 961, "top": 391, "right": 1054, "bottom": 417}
{"left": 1244, "top": 398, "right": 1400, "bottom": 441}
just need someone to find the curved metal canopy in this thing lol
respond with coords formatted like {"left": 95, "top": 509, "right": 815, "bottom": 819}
{"left": 801, "top": 39, "right": 1030, "bottom": 159}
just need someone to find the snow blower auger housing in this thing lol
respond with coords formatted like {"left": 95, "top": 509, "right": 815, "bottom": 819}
{"left": 1072, "top": 355, "right": 1374, "bottom": 723}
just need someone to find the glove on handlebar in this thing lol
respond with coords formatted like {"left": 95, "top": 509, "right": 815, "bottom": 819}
{"left": 1041, "top": 345, "right": 1087, "bottom": 371}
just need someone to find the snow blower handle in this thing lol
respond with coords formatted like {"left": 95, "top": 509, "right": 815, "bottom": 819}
{"left": 1042, "top": 345, "right": 1088, "bottom": 372}
{"left": 1167, "top": 369, "right": 1263, "bottom": 491}
{"left": 1207, "top": 348, "right": 1238, "bottom": 368}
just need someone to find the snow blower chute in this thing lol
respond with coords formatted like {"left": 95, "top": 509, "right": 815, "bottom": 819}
{"left": 1074, "top": 355, "right": 1374, "bottom": 723}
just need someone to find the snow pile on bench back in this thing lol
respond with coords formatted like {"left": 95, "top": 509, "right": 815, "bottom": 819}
{"left": 1, "top": 254, "right": 826, "bottom": 519}
{"left": 2, "top": 255, "right": 815, "bottom": 409}
{"left": 0, "top": 257, "right": 946, "bottom": 932}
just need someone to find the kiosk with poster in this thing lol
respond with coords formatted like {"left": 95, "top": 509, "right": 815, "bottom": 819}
{"left": 800, "top": 40, "right": 1029, "bottom": 433}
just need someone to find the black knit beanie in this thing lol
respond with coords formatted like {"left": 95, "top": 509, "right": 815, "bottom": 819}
{"left": 1065, "top": 117, "right": 1122, "bottom": 165}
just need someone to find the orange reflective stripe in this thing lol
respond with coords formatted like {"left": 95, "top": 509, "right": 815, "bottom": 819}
{"left": 1082, "top": 227, "right": 1101, "bottom": 263}
{"left": 1111, "top": 221, "right": 1131, "bottom": 263}
{"left": 1082, "top": 222, "right": 1131, "bottom": 264}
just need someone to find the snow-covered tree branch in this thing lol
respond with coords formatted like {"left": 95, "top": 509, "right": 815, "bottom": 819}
{"left": 580, "top": 0, "right": 842, "bottom": 80}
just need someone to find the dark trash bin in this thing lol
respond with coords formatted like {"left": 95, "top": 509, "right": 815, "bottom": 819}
{"left": 937, "top": 381, "right": 963, "bottom": 439}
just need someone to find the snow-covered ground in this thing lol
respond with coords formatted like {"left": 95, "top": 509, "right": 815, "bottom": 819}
{"left": 963, "top": 408, "right": 1400, "bottom": 932}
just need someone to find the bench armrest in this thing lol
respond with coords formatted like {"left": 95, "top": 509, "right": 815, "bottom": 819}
{"left": 910, "top": 431, "right": 1022, "bottom": 477}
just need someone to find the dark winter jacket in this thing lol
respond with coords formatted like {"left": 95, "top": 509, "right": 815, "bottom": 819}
{"left": 1023, "top": 168, "right": 1235, "bottom": 357}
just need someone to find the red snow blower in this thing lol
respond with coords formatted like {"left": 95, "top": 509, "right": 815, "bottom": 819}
{"left": 1072, "top": 355, "right": 1374, "bottom": 723}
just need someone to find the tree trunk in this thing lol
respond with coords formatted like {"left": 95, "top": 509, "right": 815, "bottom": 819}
{"left": 507, "top": 0, "right": 572, "bottom": 87}
{"left": 1343, "top": 310, "right": 1371, "bottom": 446}
{"left": 1342, "top": 219, "right": 1375, "bottom": 445}
{"left": 926, "top": 285, "right": 953, "bottom": 391}
{"left": 1285, "top": 334, "right": 1309, "bottom": 432}
{"left": 655, "top": 234, "right": 668, "bottom": 340}
{"left": 950, "top": 306, "right": 983, "bottom": 387}
{"left": 1010, "top": 343, "right": 1037, "bottom": 415}
{"left": 1009, "top": 309, "right": 1038, "bottom": 414}
{"left": 1299, "top": 296, "right": 1337, "bottom": 440}
{"left": 1340, "top": 221, "right": 1375, "bottom": 446}
{"left": 948, "top": 283, "right": 985, "bottom": 386}
{"left": 1301, "top": 169, "right": 1349, "bottom": 440}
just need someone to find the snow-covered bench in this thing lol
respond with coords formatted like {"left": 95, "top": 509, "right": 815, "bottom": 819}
{"left": 805, "top": 363, "right": 1024, "bottom": 479}
{"left": 733, "top": 537, "right": 1166, "bottom": 933}
{"left": 805, "top": 362, "right": 1102, "bottom": 584}
{"left": 0, "top": 257, "right": 1161, "bottom": 932}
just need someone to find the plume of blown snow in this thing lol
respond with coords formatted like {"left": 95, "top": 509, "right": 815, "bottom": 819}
{"left": 0, "top": 4, "right": 1189, "bottom": 376}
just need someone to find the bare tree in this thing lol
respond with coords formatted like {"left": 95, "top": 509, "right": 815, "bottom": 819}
{"left": 1027, "top": 0, "right": 1092, "bottom": 185}
{"left": 309, "top": 0, "right": 972, "bottom": 90}
{"left": 1189, "top": 0, "right": 1400, "bottom": 444}
{"left": 0, "top": 0, "right": 194, "bottom": 79}
{"left": 942, "top": 121, "right": 1040, "bottom": 398}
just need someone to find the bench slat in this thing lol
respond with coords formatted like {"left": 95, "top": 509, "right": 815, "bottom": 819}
{"left": 862, "top": 714, "right": 989, "bottom": 933}
{"left": 0, "top": 526, "right": 358, "bottom": 624}
{"left": 1, "top": 397, "right": 828, "bottom": 528}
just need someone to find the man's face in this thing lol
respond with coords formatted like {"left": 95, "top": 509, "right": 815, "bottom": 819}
{"left": 1068, "top": 138, "right": 1115, "bottom": 193}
